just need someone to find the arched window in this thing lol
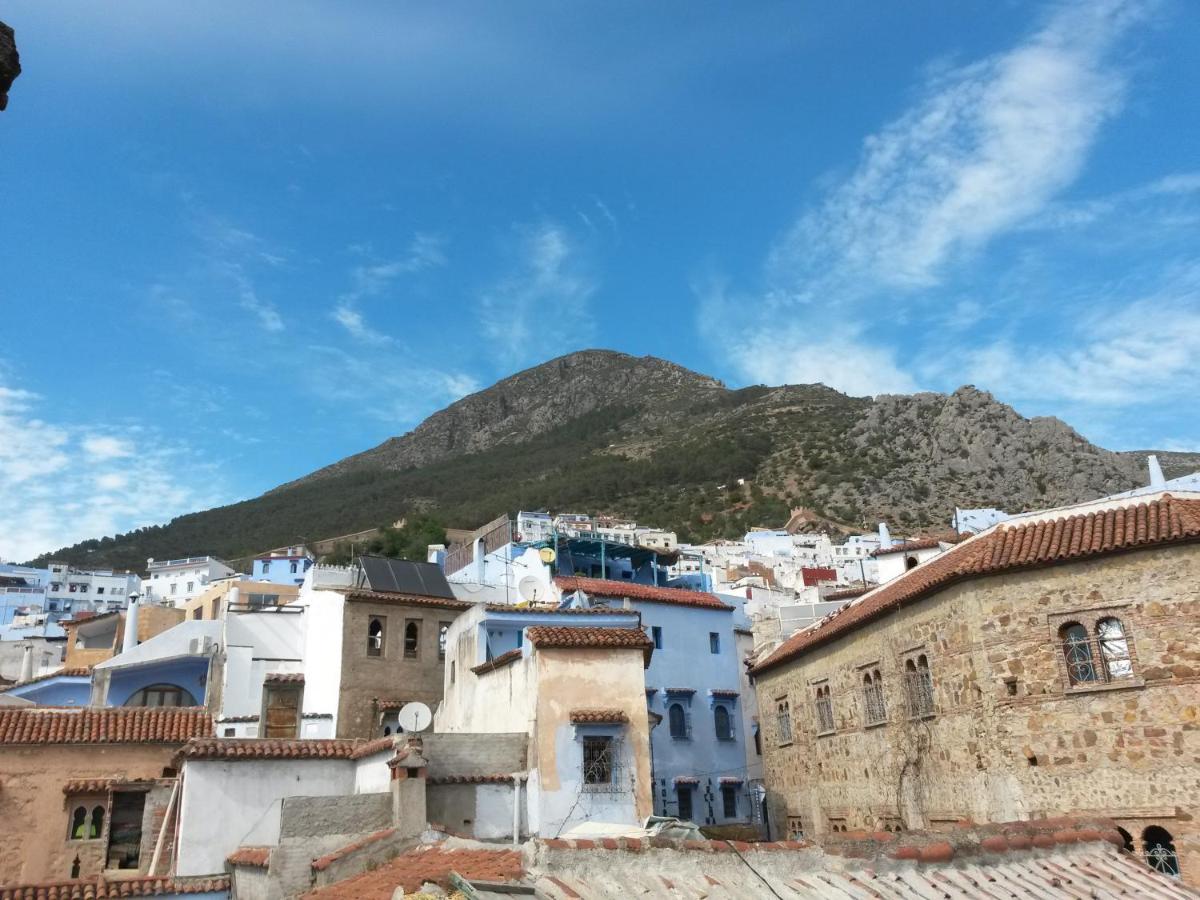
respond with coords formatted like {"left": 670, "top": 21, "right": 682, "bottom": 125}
{"left": 404, "top": 621, "right": 420, "bottom": 658}
{"left": 668, "top": 703, "right": 688, "bottom": 739}
{"left": 862, "top": 669, "right": 887, "bottom": 725}
{"left": 91, "top": 806, "right": 105, "bottom": 837}
{"left": 714, "top": 704, "right": 733, "bottom": 741}
{"left": 367, "top": 618, "right": 384, "bottom": 657}
{"left": 69, "top": 806, "right": 87, "bottom": 840}
{"left": 905, "top": 655, "right": 935, "bottom": 718}
{"left": 1059, "top": 623, "right": 1098, "bottom": 685}
{"left": 1097, "top": 617, "right": 1132, "bottom": 680}
{"left": 905, "top": 556, "right": 919, "bottom": 570}
{"left": 1143, "top": 826, "right": 1180, "bottom": 878}
{"left": 126, "top": 684, "right": 196, "bottom": 707}
{"left": 814, "top": 685, "right": 835, "bottom": 734}
{"left": 289, "top": 561, "right": 298, "bottom": 574}
{"left": 1116, "top": 826, "right": 1135, "bottom": 853}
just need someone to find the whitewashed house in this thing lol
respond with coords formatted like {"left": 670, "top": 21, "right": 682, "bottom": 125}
{"left": 142, "top": 556, "right": 236, "bottom": 606}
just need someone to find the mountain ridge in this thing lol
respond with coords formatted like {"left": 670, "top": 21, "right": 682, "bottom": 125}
{"left": 28, "top": 349, "right": 1167, "bottom": 570}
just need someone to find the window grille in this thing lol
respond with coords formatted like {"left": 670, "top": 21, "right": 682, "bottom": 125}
{"left": 861, "top": 670, "right": 887, "bottom": 725}
{"left": 721, "top": 784, "right": 738, "bottom": 819}
{"left": 775, "top": 699, "right": 792, "bottom": 744}
{"left": 677, "top": 785, "right": 694, "bottom": 821}
{"left": 905, "top": 655, "right": 935, "bottom": 718}
{"left": 814, "top": 685, "right": 835, "bottom": 734}
{"left": 1097, "top": 617, "right": 1133, "bottom": 680}
{"left": 1060, "top": 623, "right": 1100, "bottom": 684}
{"left": 1143, "top": 827, "right": 1180, "bottom": 878}
{"left": 581, "top": 736, "right": 626, "bottom": 793}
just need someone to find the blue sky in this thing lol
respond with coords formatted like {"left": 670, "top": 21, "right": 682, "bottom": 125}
{"left": 1, "top": 0, "right": 1198, "bottom": 560}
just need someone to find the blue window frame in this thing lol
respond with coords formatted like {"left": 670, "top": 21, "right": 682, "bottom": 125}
{"left": 709, "top": 632, "right": 720, "bottom": 654}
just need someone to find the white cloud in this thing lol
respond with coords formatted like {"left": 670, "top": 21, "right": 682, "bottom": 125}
{"left": 342, "top": 233, "right": 448, "bottom": 303}
{"left": 332, "top": 303, "right": 392, "bottom": 346}
{"left": 479, "top": 222, "right": 595, "bottom": 368}
{"left": 0, "top": 379, "right": 225, "bottom": 562}
{"left": 769, "top": 0, "right": 1143, "bottom": 296}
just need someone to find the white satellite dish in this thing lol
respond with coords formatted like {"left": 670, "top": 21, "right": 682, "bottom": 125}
{"left": 517, "top": 576, "right": 545, "bottom": 604}
{"left": 397, "top": 701, "right": 432, "bottom": 733}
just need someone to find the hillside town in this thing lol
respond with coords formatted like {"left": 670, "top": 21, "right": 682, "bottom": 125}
{"left": 0, "top": 456, "right": 1196, "bottom": 897}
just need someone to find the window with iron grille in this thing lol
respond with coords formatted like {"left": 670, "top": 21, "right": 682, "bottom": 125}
{"left": 814, "top": 685, "right": 835, "bottom": 734}
{"left": 1097, "top": 617, "right": 1133, "bottom": 680}
{"left": 861, "top": 669, "right": 887, "bottom": 726}
{"left": 1052, "top": 611, "right": 1139, "bottom": 689}
{"left": 713, "top": 704, "right": 734, "bottom": 741}
{"left": 721, "top": 784, "right": 738, "bottom": 819}
{"left": 1060, "top": 622, "right": 1099, "bottom": 684}
{"left": 676, "top": 784, "right": 694, "bottom": 821}
{"left": 904, "top": 654, "right": 935, "bottom": 718}
{"left": 582, "top": 736, "right": 613, "bottom": 786}
{"left": 775, "top": 699, "right": 792, "bottom": 744}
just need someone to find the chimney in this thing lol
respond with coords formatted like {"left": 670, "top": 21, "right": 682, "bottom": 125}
{"left": 227, "top": 586, "right": 239, "bottom": 615}
{"left": 878, "top": 522, "right": 892, "bottom": 548}
{"left": 122, "top": 596, "right": 140, "bottom": 651}
{"left": 18, "top": 643, "right": 34, "bottom": 683}
{"left": 1148, "top": 455, "right": 1166, "bottom": 490}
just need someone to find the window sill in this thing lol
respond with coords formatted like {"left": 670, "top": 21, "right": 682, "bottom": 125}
{"left": 1064, "top": 676, "right": 1145, "bottom": 695}
{"left": 776, "top": 740, "right": 794, "bottom": 748}
{"left": 816, "top": 729, "right": 836, "bottom": 738}
{"left": 864, "top": 720, "right": 888, "bottom": 730}
{"left": 908, "top": 712, "right": 936, "bottom": 722}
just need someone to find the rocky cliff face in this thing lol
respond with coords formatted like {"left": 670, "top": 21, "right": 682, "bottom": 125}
{"left": 0, "top": 21, "right": 20, "bottom": 111}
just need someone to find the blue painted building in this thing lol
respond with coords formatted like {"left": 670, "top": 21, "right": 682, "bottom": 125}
{"left": 0, "top": 563, "right": 49, "bottom": 626}
{"left": 1, "top": 668, "right": 91, "bottom": 705}
{"left": 556, "top": 575, "right": 752, "bottom": 827}
{"left": 252, "top": 546, "right": 314, "bottom": 586}
{"left": 93, "top": 620, "right": 220, "bottom": 708}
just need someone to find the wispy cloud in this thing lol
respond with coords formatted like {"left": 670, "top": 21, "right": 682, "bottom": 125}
{"left": 186, "top": 213, "right": 288, "bottom": 333}
{"left": 0, "top": 378, "right": 226, "bottom": 562}
{"left": 333, "top": 233, "right": 448, "bottom": 344}
{"left": 479, "top": 222, "right": 596, "bottom": 368}
{"left": 705, "top": 0, "right": 1152, "bottom": 397}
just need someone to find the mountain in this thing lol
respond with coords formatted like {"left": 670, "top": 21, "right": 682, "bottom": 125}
{"left": 30, "top": 349, "right": 1159, "bottom": 570}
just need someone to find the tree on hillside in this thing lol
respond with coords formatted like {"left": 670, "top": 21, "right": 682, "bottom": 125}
{"left": 324, "top": 515, "right": 448, "bottom": 565}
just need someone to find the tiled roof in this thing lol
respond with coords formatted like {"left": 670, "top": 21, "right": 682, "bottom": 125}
{"left": 62, "top": 779, "right": 156, "bottom": 795}
{"left": 754, "top": 495, "right": 1200, "bottom": 675}
{"left": 0, "top": 706, "right": 211, "bottom": 745}
{"left": 0, "top": 667, "right": 91, "bottom": 692}
{"left": 471, "top": 648, "right": 523, "bottom": 675}
{"left": 870, "top": 535, "right": 959, "bottom": 557}
{"left": 800, "top": 567, "right": 837, "bottom": 586}
{"left": 312, "top": 828, "right": 397, "bottom": 872}
{"left": 569, "top": 708, "right": 629, "bottom": 724}
{"left": 673, "top": 775, "right": 700, "bottom": 785}
{"left": 554, "top": 575, "right": 731, "bottom": 610}
{"left": 484, "top": 604, "right": 623, "bottom": 615}
{"left": 227, "top": 846, "right": 271, "bottom": 868}
{"left": 343, "top": 589, "right": 472, "bottom": 611}
{"left": 820, "top": 586, "right": 869, "bottom": 602}
{"left": 525, "top": 626, "right": 653, "bottom": 652}
{"left": 429, "top": 774, "right": 524, "bottom": 784}
{"left": 0, "top": 877, "right": 230, "bottom": 899}
{"left": 263, "top": 672, "right": 305, "bottom": 684}
{"left": 175, "top": 737, "right": 392, "bottom": 762}
{"left": 374, "top": 698, "right": 407, "bottom": 710}
{"left": 349, "top": 737, "right": 397, "bottom": 760}
{"left": 709, "top": 689, "right": 740, "bottom": 699}
{"left": 303, "top": 844, "right": 523, "bottom": 899}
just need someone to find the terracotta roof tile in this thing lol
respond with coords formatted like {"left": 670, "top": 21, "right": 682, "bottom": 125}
{"left": 349, "top": 737, "right": 397, "bottom": 760}
{"left": 63, "top": 779, "right": 157, "bottom": 795}
{"left": 870, "top": 535, "right": 961, "bottom": 557}
{"left": 227, "top": 846, "right": 271, "bottom": 868}
{"left": 525, "top": 626, "right": 653, "bottom": 653}
{"left": 428, "top": 774, "right": 524, "bottom": 784}
{"left": 175, "top": 737, "right": 389, "bottom": 762}
{"left": 374, "top": 698, "right": 407, "bottom": 710}
{"left": 754, "top": 496, "right": 1200, "bottom": 675}
{"left": 0, "top": 877, "right": 230, "bottom": 899}
{"left": 343, "top": 589, "right": 472, "bottom": 611}
{"left": 263, "top": 672, "right": 305, "bottom": 684}
{"left": 311, "top": 828, "right": 397, "bottom": 871}
{"left": 0, "top": 667, "right": 91, "bottom": 692}
{"left": 555, "top": 576, "right": 731, "bottom": 610}
{"left": 800, "top": 567, "right": 837, "bottom": 586}
{"left": 820, "top": 587, "right": 870, "bottom": 602}
{"left": 0, "top": 706, "right": 212, "bottom": 745}
{"left": 569, "top": 709, "right": 629, "bottom": 724}
{"left": 303, "top": 845, "right": 523, "bottom": 899}
{"left": 471, "top": 648, "right": 523, "bottom": 675}
{"left": 484, "top": 604, "right": 622, "bottom": 615}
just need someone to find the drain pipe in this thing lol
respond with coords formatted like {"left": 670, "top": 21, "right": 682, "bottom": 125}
{"left": 512, "top": 772, "right": 524, "bottom": 845}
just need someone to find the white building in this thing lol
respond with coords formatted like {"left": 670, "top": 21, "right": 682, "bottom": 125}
{"left": 516, "top": 511, "right": 555, "bottom": 544}
{"left": 44, "top": 562, "right": 140, "bottom": 618}
{"left": 141, "top": 556, "right": 236, "bottom": 606}
{"left": 953, "top": 507, "right": 1012, "bottom": 534}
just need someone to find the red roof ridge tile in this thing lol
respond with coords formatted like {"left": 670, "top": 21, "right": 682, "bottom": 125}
{"left": 0, "top": 876, "right": 230, "bottom": 899}
{"left": 227, "top": 846, "right": 272, "bottom": 868}
{"left": 175, "top": 736, "right": 395, "bottom": 763}
{"left": 525, "top": 625, "right": 654, "bottom": 653}
{"left": 870, "top": 535, "right": 962, "bottom": 557}
{"left": 471, "top": 648, "right": 523, "bottom": 675}
{"left": 753, "top": 495, "right": 1200, "bottom": 675}
{"left": 311, "top": 827, "right": 398, "bottom": 871}
{"left": 554, "top": 575, "right": 731, "bottom": 610}
{"left": 569, "top": 708, "right": 630, "bottom": 724}
{"left": 343, "top": 589, "right": 472, "bottom": 610}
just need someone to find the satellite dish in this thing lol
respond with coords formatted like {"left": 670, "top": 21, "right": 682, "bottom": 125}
{"left": 517, "top": 576, "right": 545, "bottom": 604}
{"left": 397, "top": 701, "right": 432, "bottom": 733}
{"left": 538, "top": 547, "right": 557, "bottom": 565}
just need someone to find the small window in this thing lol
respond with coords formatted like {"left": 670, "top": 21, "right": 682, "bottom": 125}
{"left": 186, "top": 581, "right": 193, "bottom": 593}
{"left": 721, "top": 784, "right": 738, "bottom": 819}
{"left": 814, "top": 684, "right": 835, "bottom": 734}
{"left": 776, "top": 699, "right": 793, "bottom": 744}
{"left": 367, "top": 617, "right": 385, "bottom": 657}
{"left": 676, "top": 785, "right": 694, "bottom": 821}
{"left": 861, "top": 669, "right": 887, "bottom": 725}
{"left": 753, "top": 723, "right": 762, "bottom": 756}
{"left": 714, "top": 704, "right": 733, "bottom": 741}
{"left": 438, "top": 622, "right": 450, "bottom": 660}
{"left": 905, "top": 655, "right": 935, "bottom": 718}
{"left": 68, "top": 806, "right": 91, "bottom": 840}
{"left": 450, "top": 660, "right": 456, "bottom": 684}
{"left": 1143, "top": 825, "right": 1180, "bottom": 878}
{"left": 97, "top": 587, "right": 105, "bottom": 595}
{"left": 582, "top": 736, "right": 613, "bottom": 785}
{"left": 404, "top": 620, "right": 420, "bottom": 659}
{"left": 787, "top": 816, "right": 805, "bottom": 840}
{"left": 1060, "top": 622, "right": 1099, "bottom": 685}
{"left": 709, "top": 632, "right": 720, "bottom": 654}
{"left": 126, "top": 684, "right": 195, "bottom": 707}
{"left": 290, "top": 561, "right": 298, "bottom": 574}
{"left": 262, "top": 561, "right": 270, "bottom": 573}
{"left": 1097, "top": 617, "right": 1133, "bottom": 680}
{"left": 651, "top": 626, "right": 663, "bottom": 650}
{"left": 668, "top": 703, "right": 689, "bottom": 739}
{"left": 91, "top": 806, "right": 105, "bottom": 837}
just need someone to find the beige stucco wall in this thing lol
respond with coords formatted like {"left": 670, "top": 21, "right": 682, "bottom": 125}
{"left": 0, "top": 744, "right": 179, "bottom": 884}
{"left": 181, "top": 580, "right": 297, "bottom": 621}
{"left": 754, "top": 544, "right": 1200, "bottom": 884}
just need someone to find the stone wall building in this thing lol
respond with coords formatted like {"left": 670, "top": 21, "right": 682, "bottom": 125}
{"left": 0, "top": 705, "right": 212, "bottom": 884}
{"left": 750, "top": 491, "right": 1200, "bottom": 886}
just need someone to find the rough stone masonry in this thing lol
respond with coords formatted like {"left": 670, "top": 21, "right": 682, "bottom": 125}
{"left": 0, "top": 21, "right": 20, "bottom": 110}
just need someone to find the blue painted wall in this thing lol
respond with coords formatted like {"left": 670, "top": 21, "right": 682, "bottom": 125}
{"left": 106, "top": 657, "right": 209, "bottom": 707}
{"left": 251, "top": 557, "right": 312, "bottom": 585}
{"left": 5, "top": 675, "right": 91, "bottom": 705}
